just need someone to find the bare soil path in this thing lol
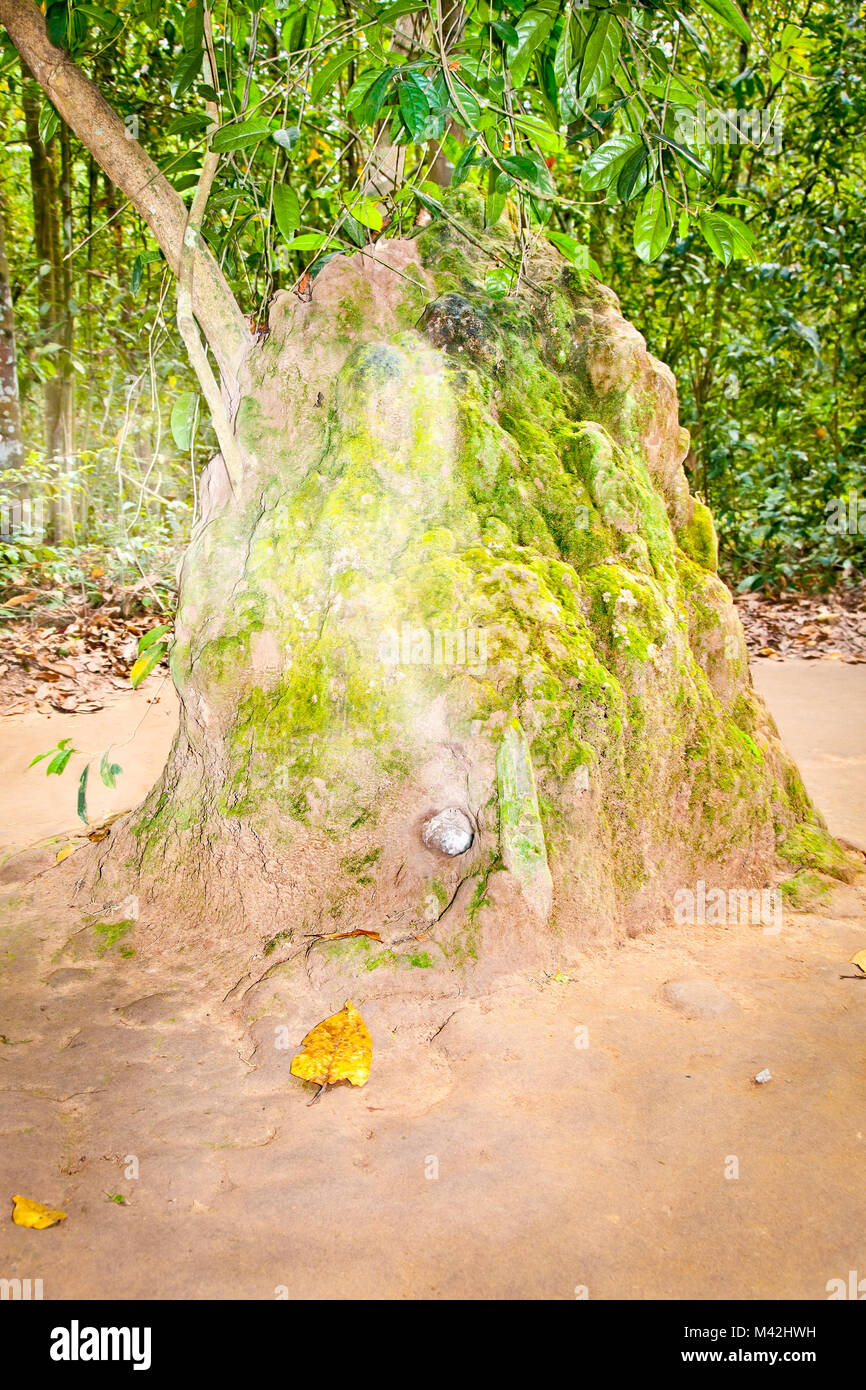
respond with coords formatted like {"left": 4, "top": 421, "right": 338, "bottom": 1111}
{"left": 1, "top": 663, "right": 864, "bottom": 1300}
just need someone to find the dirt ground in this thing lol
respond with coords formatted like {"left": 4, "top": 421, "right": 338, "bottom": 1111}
{"left": 0, "top": 660, "right": 864, "bottom": 1300}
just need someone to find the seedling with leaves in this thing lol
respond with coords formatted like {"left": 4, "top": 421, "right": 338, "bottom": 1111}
{"left": 28, "top": 738, "right": 124, "bottom": 826}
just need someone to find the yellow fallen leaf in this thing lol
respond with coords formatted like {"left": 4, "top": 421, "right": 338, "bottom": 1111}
{"left": 850, "top": 950, "right": 866, "bottom": 974}
{"left": 12, "top": 1194, "right": 68, "bottom": 1229}
{"left": 56, "top": 844, "right": 75, "bottom": 863}
{"left": 291, "top": 1000, "right": 372, "bottom": 1093}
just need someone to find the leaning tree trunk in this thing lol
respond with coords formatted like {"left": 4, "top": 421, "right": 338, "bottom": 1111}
{"left": 89, "top": 198, "right": 836, "bottom": 988}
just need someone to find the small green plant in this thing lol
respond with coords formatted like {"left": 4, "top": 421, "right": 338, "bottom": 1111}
{"left": 28, "top": 737, "right": 77, "bottom": 777}
{"left": 28, "top": 738, "right": 123, "bottom": 825}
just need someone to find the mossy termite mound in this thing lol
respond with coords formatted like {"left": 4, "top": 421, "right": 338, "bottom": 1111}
{"left": 87, "top": 195, "right": 846, "bottom": 987}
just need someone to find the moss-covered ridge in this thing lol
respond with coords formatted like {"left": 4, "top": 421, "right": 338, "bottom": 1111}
{"left": 131, "top": 193, "right": 838, "bottom": 963}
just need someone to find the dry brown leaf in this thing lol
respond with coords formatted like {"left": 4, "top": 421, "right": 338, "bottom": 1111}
{"left": 306, "top": 928, "right": 382, "bottom": 944}
{"left": 850, "top": 949, "right": 866, "bottom": 975}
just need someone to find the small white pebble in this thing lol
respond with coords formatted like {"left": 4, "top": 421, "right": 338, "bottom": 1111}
{"left": 754, "top": 1068, "right": 772, "bottom": 1084}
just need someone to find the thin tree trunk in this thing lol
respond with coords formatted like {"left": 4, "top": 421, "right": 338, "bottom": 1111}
{"left": 53, "top": 119, "right": 76, "bottom": 539}
{"left": 0, "top": 189, "right": 24, "bottom": 474}
{"left": 21, "top": 67, "right": 63, "bottom": 454}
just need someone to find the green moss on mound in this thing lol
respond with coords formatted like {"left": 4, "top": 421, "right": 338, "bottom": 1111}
{"left": 135, "top": 189, "right": 831, "bottom": 952}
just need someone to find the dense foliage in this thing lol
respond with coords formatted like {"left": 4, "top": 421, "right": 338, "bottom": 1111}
{"left": 0, "top": 0, "right": 862, "bottom": 597}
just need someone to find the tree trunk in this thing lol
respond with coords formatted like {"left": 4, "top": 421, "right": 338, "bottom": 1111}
{"left": 0, "top": 190, "right": 23, "bottom": 472}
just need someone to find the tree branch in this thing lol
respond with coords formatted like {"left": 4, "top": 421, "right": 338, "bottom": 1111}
{"left": 176, "top": 5, "right": 244, "bottom": 492}
{"left": 0, "top": 0, "right": 249, "bottom": 389}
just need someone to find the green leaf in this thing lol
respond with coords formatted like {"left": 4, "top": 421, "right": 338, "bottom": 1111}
{"left": 170, "top": 393, "right": 197, "bottom": 451}
{"left": 138, "top": 624, "right": 171, "bottom": 654}
{"left": 355, "top": 67, "right": 395, "bottom": 124}
{"left": 77, "top": 764, "right": 89, "bottom": 824}
{"left": 616, "top": 145, "right": 649, "bottom": 204}
{"left": 451, "top": 80, "right": 481, "bottom": 131}
{"left": 39, "top": 101, "right": 60, "bottom": 145}
{"left": 346, "top": 68, "right": 381, "bottom": 113}
{"left": 654, "top": 133, "right": 713, "bottom": 181}
{"left": 580, "top": 134, "right": 643, "bottom": 193}
{"left": 698, "top": 0, "right": 751, "bottom": 44}
{"left": 633, "top": 187, "right": 673, "bottom": 263}
{"left": 283, "top": 233, "right": 333, "bottom": 251}
{"left": 451, "top": 135, "right": 480, "bottom": 188}
{"left": 546, "top": 232, "right": 589, "bottom": 271}
{"left": 76, "top": 4, "right": 121, "bottom": 35}
{"left": 554, "top": 12, "right": 584, "bottom": 104}
{"left": 46, "top": 747, "right": 74, "bottom": 776}
{"left": 507, "top": 6, "right": 557, "bottom": 90}
{"left": 273, "top": 184, "right": 301, "bottom": 242}
{"left": 578, "top": 14, "right": 622, "bottom": 104}
{"left": 165, "top": 112, "right": 210, "bottom": 136}
{"left": 398, "top": 75, "right": 430, "bottom": 140}
{"left": 699, "top": 211, "right": 754, "bottom": 266}
{"left": 210, "top": 118, "right": 272, "bottom": 154}
{"left": 485, "top": 170, "right": 508, "bottom": 226}
{"left": 341, "top": 212, "right": 368, "bottom": 248}
{"left": 485, "top": 266, "right": 515, "bottom": 300}
{"left": 182, "top": 0, "right": 204, "bottom": 53}
{"left": 375, "top": 0, "right": 426, "bottom": 23}
{"left": 130, "top": 644, "right": 165, "bottom": 689}
{"left": 171, "top": 48, "right": 202, "bottom": 100}
{"left": 512, "top": 112, "right": 561, "bottom": 156}
{"left": 46, "top": 2, "right": 70, "bottom": 49}
{"left": 344, "top": 197, "right": 383, "bottom": 231}
{"left": 310, "top": 47, "right": 355, "bottom": 104}
{"left": 491, "top": 20, "right": 519, "bottom": 46}
{"left": 272, "top": 126, "right": 301, "bottom": 151}
{"left": 99, "top": 751, "right": 123, "bottom": 790}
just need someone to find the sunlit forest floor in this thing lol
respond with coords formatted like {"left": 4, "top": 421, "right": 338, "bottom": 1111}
{"left": 1, "top": 658, "right": 864, "bottom": 1299}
